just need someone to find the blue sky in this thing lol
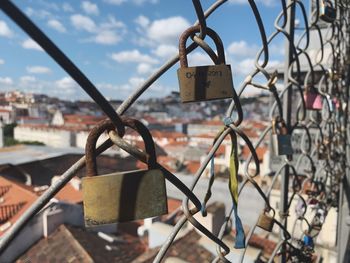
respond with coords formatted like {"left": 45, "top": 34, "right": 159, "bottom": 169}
{"left": 0, "top": 0, "right": 289, "bottom": 101}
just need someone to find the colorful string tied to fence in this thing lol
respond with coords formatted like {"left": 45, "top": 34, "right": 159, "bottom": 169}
{"left": 201, "top": 124, "right": 246, "bottom": 249}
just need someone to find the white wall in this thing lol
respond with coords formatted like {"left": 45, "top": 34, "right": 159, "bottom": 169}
{"left": 76, "top": 131, "right": 111, "bottom": 149}
{"left": 14, "top": 126, "right": 72, "bottom": 148}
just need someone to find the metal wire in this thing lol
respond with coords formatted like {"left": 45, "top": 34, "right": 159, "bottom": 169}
{"left": 0, "top": 0, "right": 349, "bottom": 262}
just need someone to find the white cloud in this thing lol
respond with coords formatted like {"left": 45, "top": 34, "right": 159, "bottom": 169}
{"left": 269, "top": 42, "right": 285, "bottom": 56}
{"left": 100, "top": 16, "right": 125, "bottom": 29}
{"left": 0, "top": 77, "right": 13, "bottom": 85}
{"left": 133, "top": 0, "right": 159, "bottom": 5}
{"left": 55, "top": 77, "right": 78, "bottom": 92}
{"left": 25, "top": 8, "right": 51, "bottom": 20}
{"left": 82, "top": 1, "right": 99, "bottom": 15}
{"left": 234, "top": 58, "right": 282, "bottom": 76}
{"left": 147, "top": 16, "right": 190, "bottom": 45}
{"left": 228, "top": 0, "right": 247, "bottom": 3}
{"left": 104, "top": 0, "right": 126, "bottom": 4}
{"left": 128, "top": 77, "right": 145, "bottom": 87}
{"left": 93, "top": 30, "right": 121, "bottom": 44}
{"left": 55, "top": 77, "right": 75, "bottom": 89}
{"left": 47, "top": 19, "right": 66, "bottom": 33}
{"left": 0, "top": 20, "right": 14, "bottom": 38}
{"left": 71, "top": 14, "right": 125, "bottom": 45}
{"left": 20, "top": 75, "right": 37, "bottom": 84}
{"left": 26, "top": 66, "right": 52, "bottom": 74}
{"left": 70, "top": 14, "right": 97, "bottom": 32}
{"left": 137, "top": 63, "right": 155, "bottom": 75}
{"left": 152, "top": 44, "right": 177, "bottom": 59}
{"left": 134, "top": 16, "right": 190, "bottom": 46}
{"left": 134, "top": 15, "right": 150, "bottom": 28}
{"left": 62, "top": 3, "right": 74, "bottom": 12}
{"left": 228, "top": 41, "right": 259, "bottom": 57}
{"left": 111, "top": 50, "right": 159, "bottom": 64}
{"left": 235, "top": 58, "right": 255, "bottom": 76}
{"left": 21, "top": 39, "right": 44, "bottom": 51}
{"left": 0, "top": 59, "right": 4, "bottom": 65}
{"left": 105, "top": 0, "right": 158, "bottom": 5}
{"left": 98, "top": 77, "right": 144, "bottom": 91}
{"left": 187, "top": 51, "right": 214, "bottom": 66}
{"left": 229, "top": 0, "right": 277, "bottom": 6}
{"left": 0, "top": 76, "right": 84, "bottom": 98}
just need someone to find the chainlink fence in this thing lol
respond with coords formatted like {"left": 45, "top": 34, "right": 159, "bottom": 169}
{"left": 0, "top": 0, "right": 349, "bottom": 262}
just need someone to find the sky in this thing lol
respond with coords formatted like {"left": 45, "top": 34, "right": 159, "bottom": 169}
{"left": 0, "top": 0, "right": 294, "bottom": 101}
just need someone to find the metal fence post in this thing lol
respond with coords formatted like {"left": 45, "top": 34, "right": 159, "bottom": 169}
{"left": 281, "top": 0, "right": 296, "bottom": 262}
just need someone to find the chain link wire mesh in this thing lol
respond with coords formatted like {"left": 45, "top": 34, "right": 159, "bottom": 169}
{"left": 0, "top": 0, "right": 349, "bottom": 262}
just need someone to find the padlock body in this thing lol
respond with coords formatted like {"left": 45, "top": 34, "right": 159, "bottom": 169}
{"left": 177, "top": 64, "right": 234, "bottom": 103}
{"left": 273, "top": 134, "right": 293, "bottom": 155}
{"left": 257, "top": 214, "right": 274, "bottom": 232}
{"left": 320, "top": 5, "right": 336, "bottom": 23}
{"left": 82, "top": 169, "right": 168, "bottom": 227}
{"left": 304, "top": 92, "right": 322, "bottom": 110}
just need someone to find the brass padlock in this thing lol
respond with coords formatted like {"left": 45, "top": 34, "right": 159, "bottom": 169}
{"left": 257, "top": 208, "right": 275, "bottom": 232}
{"left": 82, "top": 118, "right": 168, "bottom": 227}
{"left": 272, "top": 117, "right": 293, "bottom": 156}
{"left": 320, "top": 0, "right": 336, "bottom": 23}
{"left": 177, "top": 25, "right": 234, "bottom": 103}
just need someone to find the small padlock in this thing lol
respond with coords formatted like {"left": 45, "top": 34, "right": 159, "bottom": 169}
{"left": 320, "top": 0, "right": 336, "bottom": 23}
{"left": 82, "top": 118, "right": 168, "bottom": 227}
{"left": 257, "top": 208, "right": 275, "bottom": 232}
{"left": 303, "top": 232, "right": 314, "bottom": 248}
{"left": 272, "top": 117, "right": 293, "bottom": 156}
{"left": 177, "top": 25, "right": 234, "bottom": 103}
{"left": 304, "top": 86, "right": 323, "bottom": 110}
{"left": 329, "top": 69, "right": 342, "bottom": 81}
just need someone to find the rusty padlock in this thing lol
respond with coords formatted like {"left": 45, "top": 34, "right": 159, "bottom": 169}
{"left": 304, "top": 86, "right": 323, "bottom": 110}
{"left": 320, "top": 0, "right": 336, "bottom": 23}
{"left": 272, "top": 117, "right": 293, "bottom": 156}
{"left": 82, "top": 118, "right": 168, "bottom": 227}
{"left": 177, "top": 25, "right": 234, "bottom": 103}
{"left": 257, "top": 208, "right": 275, "bottom": 232}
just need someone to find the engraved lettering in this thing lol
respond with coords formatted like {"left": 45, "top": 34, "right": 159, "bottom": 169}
{"left": 185, "top": 70, "right": 223, "bottom": 78}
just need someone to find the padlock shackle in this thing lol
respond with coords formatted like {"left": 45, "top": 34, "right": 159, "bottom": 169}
{"left": 272, "top": 116, "right": 288, "bottom": 135}
{"left": 85, "top": 117, "right": 157, "bottom": 177}
{"left": 179, "top": 25, "right": 226, "bottom": 68}
{"left": 304, "top": 84, "right": 318, "bottom": 93}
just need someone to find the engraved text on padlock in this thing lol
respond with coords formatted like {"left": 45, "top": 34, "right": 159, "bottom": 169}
{"left": 177, "top": 25, "right": 234, "bottom": 103}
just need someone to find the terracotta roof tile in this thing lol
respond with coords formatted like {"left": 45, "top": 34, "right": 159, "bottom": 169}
{"left": 55, "top": 181, "right": 83, "bottom": 204}
{"left": 18, "top": 224, "right": 147, "bottom": 262}
{"left": 150, "top": 130, "right": 187, "bottom": 139}
{"left": 132, "top": 230, "right": 214, "bottom": 263}
{"left": 0, "top": 176, "right": 38, "bottom": 236}
{"left": 17, "top": 224, "right": 93, "bottom": 263}
{"left": 186, "top": 161, "right": 201, "bottom": 174}
{"left": 167, "top": 199, "right": 181, "bottom": 214}
{"left": 241, "top": 145, "right": 267, "bottom": 161}
{"left": 248, "top": 234, "right": 277, "bottom": 256}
